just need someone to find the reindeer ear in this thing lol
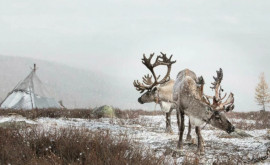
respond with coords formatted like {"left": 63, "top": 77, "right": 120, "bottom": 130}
{"left": 207, "top": 106, "right": 213, "bottom": 112}
{"left": 205, "top": 106, "right": 213, "bottom": 115}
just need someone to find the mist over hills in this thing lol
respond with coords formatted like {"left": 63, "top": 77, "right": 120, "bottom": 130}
{"left": 0, "top": 55, "right": 146, "bottom": 109}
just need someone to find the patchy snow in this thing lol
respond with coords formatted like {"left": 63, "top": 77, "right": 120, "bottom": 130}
{"left": 231, "top": 118, "right": 257, "bottom": 124}
{"left": 0, "top": 115, "right": 37, "bottom": 124}
{"left": 0, "top": 114, "right": 269, "bottom": 164}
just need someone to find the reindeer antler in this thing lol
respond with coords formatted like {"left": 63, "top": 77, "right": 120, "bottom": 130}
{"left": 216, "top": 93, "right": 234, "bottom": 111}
{"left": 143, "top": 74, "right": 154, "bottom": 86}
{"left": 211, "top": 68, "right": 224, "bottom": 101}
{"left": 133, "top": 80, "right": 150, "bottom": 93}
{"left": 133, "top": 52, "right": 176, "bottom": 93}
{"left": 202, "top": 68, "right": 235, "bottom": 112}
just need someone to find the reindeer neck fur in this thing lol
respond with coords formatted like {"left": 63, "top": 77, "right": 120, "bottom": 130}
{"left": 156, "top": 80, "right": 176, "bottom": 112}
{"left": 173, "top": 69, "right": 212, "bottom": 125}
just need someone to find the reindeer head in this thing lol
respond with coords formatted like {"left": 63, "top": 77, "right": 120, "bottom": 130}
{"left": 200, "top": 68, "right": 235, "bottom": 133}
{"left": 133, "top": 53, "right": 176, "bottom": 104}
{"left": 138, "top": 86, "right": 158, "bottom": 104}
{"left": 208, "top": 110, "right": 235, "bottom": 133}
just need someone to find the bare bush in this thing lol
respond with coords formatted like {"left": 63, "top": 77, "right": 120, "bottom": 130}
{"left": 0, "top": 108, "right": 94, "bottom": 119}
{"left": 0, "top": 108, "right": 163, "bottom": 120}
{"left": 227, "top": 111, "right": 270, "bottom": 130}
{"left": 0, "top": 127, "right": 164, "bottom": 165}
{"left": 114, "top": 108, "right": 163, "bottom": 118}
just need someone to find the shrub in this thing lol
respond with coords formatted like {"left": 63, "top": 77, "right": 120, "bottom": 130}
{"left": 227, "top": 111, "right": 270, "bottom": 130}
{"left": 0, "top": 127, "right": 164, "bottom": 165}
{"left": 0, "top": 108, "right": 164, "bottom": 120}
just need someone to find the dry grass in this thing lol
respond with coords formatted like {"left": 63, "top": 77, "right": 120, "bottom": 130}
{"left": 0, "top": 126, "right": 165, "bottom": 165}
{"left": 0, "top": 109, "right": 269, "bottom": 164}
{"left": 1, "top": 109, "right": 269, "bottom": 130}
{"left": 114, "top": 108, "right": 164, "bottom": 118}
{"left": 0, "top": 108, "right": 93, "bottom": 119}
{"left": 227, "top": 111, "right": 270, "bottom": 120}
{"left": 182, "top": 153, "right": 200, "bottom": 165}
{"left": 0, "top": 108, "right": 163, "bottom": 120}
{"left": 227, "top": 111, "right": 270, "bottom": 130}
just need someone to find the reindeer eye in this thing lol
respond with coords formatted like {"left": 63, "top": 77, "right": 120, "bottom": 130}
{"left": 206, "top": 107, "right": 212, "bottom": 112}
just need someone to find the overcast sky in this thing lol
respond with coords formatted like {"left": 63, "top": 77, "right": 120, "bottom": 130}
{"left": 0, "top": 0, "right": 270, "bottom": 111}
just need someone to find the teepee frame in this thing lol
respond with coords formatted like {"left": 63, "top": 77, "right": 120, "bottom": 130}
{"left": 0, "top": 64, "right": 63, "bottom": 110}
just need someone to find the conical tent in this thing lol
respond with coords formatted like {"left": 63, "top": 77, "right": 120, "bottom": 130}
{"left": 0, "top": 64, "right": 62, "bottom": 109}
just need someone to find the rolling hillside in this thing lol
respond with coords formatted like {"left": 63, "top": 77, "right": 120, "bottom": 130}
{"left": 0, "top": 55, "right": 143, "bottom": 109}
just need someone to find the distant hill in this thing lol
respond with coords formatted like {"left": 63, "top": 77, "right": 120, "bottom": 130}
{"left": 0, "top": 55, "right": 145, "bottom": 109}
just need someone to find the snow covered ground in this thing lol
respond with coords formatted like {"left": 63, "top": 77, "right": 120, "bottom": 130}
{"left": 0, "top": 114, "right": 269, "bottom": 164}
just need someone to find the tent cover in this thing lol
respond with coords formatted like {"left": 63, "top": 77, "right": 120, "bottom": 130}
{"left": 0, "top": 64, "right": 62, "bottom": 109}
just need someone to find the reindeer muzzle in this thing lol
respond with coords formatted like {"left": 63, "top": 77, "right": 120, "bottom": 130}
{"left": 138, "top": 98, "right": 144, "bottom": 104}
{"left": 227, "top": 126, "right": 235, "bottom": 134}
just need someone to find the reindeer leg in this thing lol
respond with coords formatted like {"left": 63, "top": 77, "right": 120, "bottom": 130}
{"left": 178, "top": 111, "right": 185, "bottom": 151}
{"left": 195, "top": 126, "right": 205, "bottom": 155}
{"left": 199, "top": 127, "right": 205, "bottom": 154}
{"left": 165, "top": 108, "right": 173, "bottom": 134}
{"left": 176, "top": 110, "right": 180, "bottom": 134}
{"left": 186, "top": 119, "right": 192, "bottom": 141}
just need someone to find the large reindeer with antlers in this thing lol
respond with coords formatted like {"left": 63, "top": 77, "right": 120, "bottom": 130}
{"left": 133, "top": 53, "right": 192, "bottom": 139}
{"left": 173, "top": 68, "right": 235, "bottom": 155}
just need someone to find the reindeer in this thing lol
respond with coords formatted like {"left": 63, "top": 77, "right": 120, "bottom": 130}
{"left": 133, "top": 53, "right": 192, "bottom": 141}
{"left": 173, "top": 68, "right": 235, "bottom": 155}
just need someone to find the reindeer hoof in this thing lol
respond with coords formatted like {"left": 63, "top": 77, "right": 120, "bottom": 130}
{"left": 186, "top": 135, "right": 192, "bottom": 142}
{"left": 165, "top": 127, "right": 173, "bottom": 134}
{"left": 177, "top": 144, "right": 184, "bottom": 152}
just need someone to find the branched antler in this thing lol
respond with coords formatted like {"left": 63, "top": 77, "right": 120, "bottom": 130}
{"left": 133, "top": 80, "right": 148, "bottom": 93}
{"left": 133, "top": 52, "right": 176, "bottom": 93}
{"left": 143, "top": 74, "right": 154, "bottom": 86}
{"left": 202, "top": 68, "right": 234, "bottom": 112}
{"left": 211, "top": 68, "right": 224, "bottom": 101}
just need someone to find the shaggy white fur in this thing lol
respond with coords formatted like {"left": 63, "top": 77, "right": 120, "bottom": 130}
{"left": 160, "top": 101, "right": 172, "bottom": 113}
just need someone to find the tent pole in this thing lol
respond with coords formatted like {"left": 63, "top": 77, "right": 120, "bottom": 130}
{"left": 29, "top": 65, "right": 36, "bottom": 109}
{"left": 29, "top": 71, "right": 34, "bottom": 109}
{"left": 34, "top": 64, "right": 36, "bottom": 72}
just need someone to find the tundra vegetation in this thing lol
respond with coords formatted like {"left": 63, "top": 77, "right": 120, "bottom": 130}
{"left": 0, "top": 126, "right": 163, "bottom": 165}
{"left": 0, "top": 108, "right": 269, "bottom": 164}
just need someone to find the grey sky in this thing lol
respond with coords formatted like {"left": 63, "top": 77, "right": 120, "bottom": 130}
{"left": 0, "top": 0, "right": 270, "bottom": 111}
